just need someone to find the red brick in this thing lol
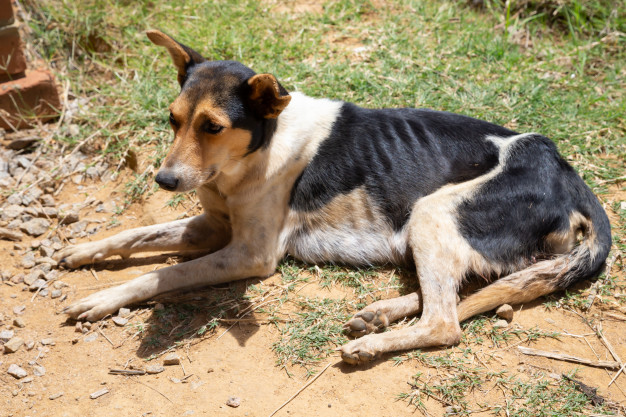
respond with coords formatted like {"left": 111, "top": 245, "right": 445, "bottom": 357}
{"left": 0, "top": 24, "right": 27, "bottom": 78}
{"left": 0, "top": 0, "right": 14, "bottom": 27}
{"left": 0, "top": 69, "right": 61, "bottom": 130}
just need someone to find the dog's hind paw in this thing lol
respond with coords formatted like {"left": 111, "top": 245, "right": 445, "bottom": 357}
{"left": 339, "top": 337, "right": 380, "bottom": 365}
{"left": 344, "top": 309, "right": 389, "bottom": 338}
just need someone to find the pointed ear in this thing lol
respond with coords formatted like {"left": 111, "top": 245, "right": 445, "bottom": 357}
{"left": 146, "top": 29, "right": 205, "bottom": 86}
{"left": 246, "top": 74, "right": 291, "bottom": 119}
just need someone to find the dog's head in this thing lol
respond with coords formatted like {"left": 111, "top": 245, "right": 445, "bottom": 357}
{"left": 146, "top": 30, "right": 291, "bottom": 192}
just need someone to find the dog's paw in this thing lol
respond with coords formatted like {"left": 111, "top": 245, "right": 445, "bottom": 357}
{"left": 339, "top": 337, "right": 380, "bottom": 365}
{"left": 54, "top": 243, "right": 107, "bottom": 269}
{"left": 344, "top": 309, "right": 389, "bottom": 338}
{"left": 63, "top": 287, "right": 126, "bottom": 321}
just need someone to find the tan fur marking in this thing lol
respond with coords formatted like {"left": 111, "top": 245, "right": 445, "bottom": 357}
{"left": 146, "top": 30, "right": 191, "bottom": 78}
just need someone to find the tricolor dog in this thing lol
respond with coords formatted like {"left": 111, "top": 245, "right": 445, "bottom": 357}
{"left": 56, "top": 30, "right": 611, "bottom": 365}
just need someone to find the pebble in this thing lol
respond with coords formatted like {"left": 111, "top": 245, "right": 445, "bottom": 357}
{"left": 19, "top": 218, "right": 51, "bottom": 237}
{"left": 25, "top": 340, "right": 35, "bottom": 350}
{"left": 13, "top": 317, "right": 25, "bottom": 328}
{"left": 0, "top": 329, "right": 15, "bottom": 342}
{"left": 21, "top": 252, "right": 36, "bottom": 268}
{"left": 24, "top": 270, "right": 45, "bottom": 285}
{"left": 49, "top": 392, "right": 64, "bottom": 400}
{"left": 13, "top": 305, "right": 26, "bottom": 315}
{"left": 33, "top": 365, "right": 46, "bottom": 376}
{"left": 90, "top": 388, "right": 109, "bottom": 399}
{"left": 84, "top": 333, "right": 98, "bottom": 342}
{"left": 226, "top": 397, "right": 241, "bottom": 408}
{"left": 496, "top": 304, "right": 514, "bottom": 322}
{"left": 36, "top": 256, "right": 57, "bottom": 266}
{"left": 163, "top": 353, "right": 180, "bottom": 366}
{"left": 0, "top": 227, "right": 23, "bottom": 241}
{"left": 118, "top": 307, "right": 131, "bottom": 318}
{"left": 40, "top": 338, "right": 55, "bottom": 346}
{"left": 4, "top": 337, "right": 24, "bottom": 353}
{"left": 58, "top": 211, "right": 79, "bottom": 225}
{"left": 146, "top": 365, "right": 165, "bottom": 374}
{"left": 40, "top": 194, "right": 56, "bottom": 207}
{"left": 29, "top": 278, "right": 47, "bottom": 291}
{"left": 51, "top": 289, "right": 62, "bottom": 299}
{"left": 112, "top": 316, "right": 128, "bottom": 326}
{"left": 7, "top": 364, "right": 28, "bottom": 379}
{"left": 493, "top": 319, "right": 509, "bottom": 329}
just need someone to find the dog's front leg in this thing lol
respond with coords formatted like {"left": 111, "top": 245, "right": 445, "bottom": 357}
{"left": 64, "top": 239, "right": 280, "bottom": 321}
{"left": 54, "top": 214, "right": 230, "bottom": 268}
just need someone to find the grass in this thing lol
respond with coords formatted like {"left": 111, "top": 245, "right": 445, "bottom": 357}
{"left": 15, "top": 0, "right": 626, "bottom": 412}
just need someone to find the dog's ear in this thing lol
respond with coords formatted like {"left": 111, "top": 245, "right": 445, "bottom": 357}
{"left": 146, "top": 30, "right": 205, "bottom": 86}
{"left": 246, "top": 74, "right": 291, "bottom": 119}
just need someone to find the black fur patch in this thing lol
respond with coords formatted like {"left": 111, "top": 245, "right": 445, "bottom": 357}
{"left": 289, "top": 103, "right": 515, "bottom": 230}
{"left": 457, "top": 134, "right": 612, "bottom": 279}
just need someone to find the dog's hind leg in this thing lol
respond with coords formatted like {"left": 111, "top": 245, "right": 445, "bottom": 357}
{"left": 340, "top": 187, "right": 478, "bottom": 364}
{"left": 54, "top": 213, "right": 230, "bottom": 268}
{"left": 344, "top": 292, "right": 423, "bottom": 337}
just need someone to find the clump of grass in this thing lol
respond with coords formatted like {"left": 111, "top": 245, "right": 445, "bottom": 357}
{"left": 272, "top": 297, "right": 351, "bottom": 373}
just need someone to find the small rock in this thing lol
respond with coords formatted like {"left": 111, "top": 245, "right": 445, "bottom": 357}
{"left": 25, "top": 340, "right": 35, "bottom": 350}
{"left": 0, "top": 227, "right": 23, "bottom": 241}
{"left": 146, "top": 365, "right": 165, "bottom": 374}
{"left": 40, "top": 245, "right": 55, "bottom": 257}
{"left": 49, "top": 392, "right": 63, "bottom": 400}
{"left": 0, "top": 330, "right": 15, "bottom": 342}
{"left": 36, "top": 257, "right": 57, "bottom": 266}
{"left": 84, "top": 333, "right": 98, "bottom": 342}
{"left": 90, "top": 388, "right": 109, "bottom": 399}
{"left": 40, "top": 194, "right": 56, "bottom": 207}
{"left": 4, "top": 337, "right": 24, "bottom": 353}
{"left": 40, "top": 338, "right": 55, "bottom": 346}
{"left": 112, "top": 316, "right": 128, "bottom": 327}
{"left": 118, "top": 307, "right": 131, "bottom": 318}
{"left": 2, "top": 204, "right": 24, "bottom": 219}
{"left": 13, "top": 317, "right": 25, "bottom": 328}
{"left": 207, "top": 368, "right": 214, "bottom": 373}
{"left": 75, "top": 322, "right": 83, "bottom": 333}
{"left": 7, "top": 364, "right": 28, "bottom": 379}
{"left": 53, "top": 281, "right": 68, "bottom": 289}
{"left": 24, "top": 269, "right": 45, "bottom": 285}
{"left": 83, "top": 322, "right": 92, "bottom": 330}
{"left": 29, "top": 278, "right": 47, "bottom": 291}
{"left": 496, "top": 304, "right": 514, "bottom": 322}
{"left": 39, "top": 287, "right": 49, "bottom": 297}
{"left": 21, "top": 252, "right": 36, "bottom": 268}
{"left": 13, "top": 305, "right": 26, "bottom": 315}
{"left": 33, "top": 365, "right": 46, "bottom": 376}
{"left": 20, "top": 218, "right": 50, "bottom": 237}
{"left": 226, "top": 397, "right": 241, "bottom": 408}
{"left": 59, "top": 211, "right": 79, "bottom": 225}
{"left": 51, "top": 289, "right": 62, "bottom": 299}
{"left": 493, "top": 319, "right": 509, "bottom": 329}
{"left": 163, "top": 353, "right": 180, "bottom": 366}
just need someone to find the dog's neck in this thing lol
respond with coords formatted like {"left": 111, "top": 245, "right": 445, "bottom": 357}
{"left": 212, "top": 92, "right": 344, "bottom": 197}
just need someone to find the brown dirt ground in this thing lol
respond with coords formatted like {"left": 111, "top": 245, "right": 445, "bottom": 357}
{"left": 1, "top": 167, "right": 625, "bottom": 417}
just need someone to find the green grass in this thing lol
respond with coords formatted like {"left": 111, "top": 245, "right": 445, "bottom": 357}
{"left": 18, "top": 0, "right": 626, "bottom": 410}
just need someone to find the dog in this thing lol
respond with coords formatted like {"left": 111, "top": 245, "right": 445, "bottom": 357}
{"left": 55, "top": 30, "right": 611, "bottom": 365}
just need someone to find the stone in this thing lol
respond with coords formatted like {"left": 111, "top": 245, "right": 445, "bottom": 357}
{"left": 7, "top": 364, "right": 27, "bottom": 379}
{"left": 0, "top": 329, "right": 15, "bottom": 342}
{"left": 40, "top": 194, "right": 56, "bottom": 207}
{"left": 58, "top": 211, "right": 79, "bottom": 225}
{"left": 33, "top": 365, "right": 45, "bottom": 376}
{"left": 0, "top": 24, "right": 26, "bottom": 77}
{"left": 51, "top": 289, "right": 62, "bottom": 299}
{"left": 112, "top": 316, "right": 128, "bottom": 327}
{"left": 13, "top": 317, "right": 25, "bottom": 328}
{"left": 4, "top": 337, "right": 24, "bottom": 353}
{"left": 84, "top": 333, "right": 98, "bottom": 342}
{"left": 21, "top": 186, "right": 43, "bottom": 206}
{"left": 39, "top": 245, "right": 55, "bottom": 257}
{"left": 493, "top": 319, "right": 509, "bottom": 329}
{"left": 118, "top": 307, "right": 131, "bottom": 318}
{"left": 496, "top": 304, "right": 514, "bottom": 322}
{"left": 226, "top": 397, "right": 241, "bottom": 408}
{"left": 20, "top": 218, "right": 50, "bottom": 237}
{"left": 146, "top": 365, "right": 165, "bottom": 374}
{"left": 163, "top": 353, "right": 180, "bottom": 366}
{"left": 36, "top": 256, "right": 56, "bottom": 266}
{"left": 13, "top": 305, "right": 25, "bottom": 315}
{"left": 21, "top": 252, "right": 36, "bottom": 268}
{"left": 25, "top": 340, "right": 34, "bottom": 350}
{"left": 0, "top": 227, "right": 23, "bottom": 241}
{"left": 49, "top": 392, "right": 63, "bottom": 400}
{"left": 29, "top": 278, "right": 47, "bottom": 291}
{"left": 24, "top": 269, "right": 45, "bottom": 285}
{"left": 40, "top": 338, "right": 55, "bottom": 346}
{"left": 90, "top": 388, "right": 109, "bottom": 399}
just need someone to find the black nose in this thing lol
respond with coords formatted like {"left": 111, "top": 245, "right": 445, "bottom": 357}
{"left": 155, "top": 171, "right": 179, "bottom": 191}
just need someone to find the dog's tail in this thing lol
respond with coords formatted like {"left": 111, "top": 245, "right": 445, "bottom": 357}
{"left": 457, "top": 193, "right": 612, "bottom": 322}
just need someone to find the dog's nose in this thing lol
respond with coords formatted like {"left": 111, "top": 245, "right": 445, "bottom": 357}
{"left": 155, "top": 171, "right": 179, "bottom": 191}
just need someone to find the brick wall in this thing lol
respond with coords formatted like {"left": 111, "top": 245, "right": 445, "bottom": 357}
{"left": 0, "top": 0, "right": 60, "bottom": 130}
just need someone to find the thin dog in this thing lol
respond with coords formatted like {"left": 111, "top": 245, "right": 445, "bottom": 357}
{"left": 55, "top": 30, "right": 611, "bottom": 365}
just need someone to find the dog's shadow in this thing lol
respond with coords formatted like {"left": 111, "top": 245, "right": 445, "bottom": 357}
{"left": 130, "top": 277, "right": 266, "bottom": 360}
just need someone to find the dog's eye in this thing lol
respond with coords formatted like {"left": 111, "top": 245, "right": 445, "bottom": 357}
{"left": 203, "top": 122, "right": 224, "bottom": 135}
{"left": 169, "top": 112, "right": 178, "bottom": 127}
